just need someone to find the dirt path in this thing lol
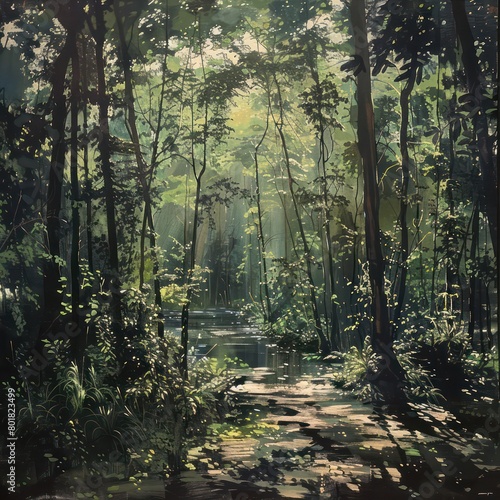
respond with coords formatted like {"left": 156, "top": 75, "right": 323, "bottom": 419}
{"left": 164, "top": 366, "right": 500, "bottom": 499}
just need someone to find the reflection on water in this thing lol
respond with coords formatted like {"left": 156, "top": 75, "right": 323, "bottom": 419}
{"left": 164, "top": 308, "right": 313, "bottom": 384}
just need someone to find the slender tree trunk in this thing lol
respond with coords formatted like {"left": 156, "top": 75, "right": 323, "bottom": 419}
{"left": 271, "top": 77, "right": 330, "bottom": 356}
{"left": 450, "top": 0, "right": 498, "bottom": 258}
{"left": 82, "top": 36, "right": 93, "bottom": 273}
{"left": 485, "top": 280, "right": 492, "bottom": 349}
{"left": 114, "top": 3, "right": 153, "bottom": 288}
{"left": 446, "top": 104, "right": 458, "bottom": 302}
{"left": 90, "top": 0, "right": 123, "bottom": 347}
{"left": 180, "top": 168, "right": 205, "bottom": 376}
{"left": 37, "top": 32, "right": 74, "bottom": 350}
{"left": 468, "top": 203, "right": 479, "bottom": 345}
{"left": 430, "top": 163, "right": 441, "bottom": 314}
{"left": 321, "top": 199, "right": 340, "bottom": 351}
{"left": 70, "top": 39, "right": 85, "bottom": 367}
{"left": 414, "top": 162, "right": 427, "bottom": 309}
{"left": 304, "top": 44, "right": 341, "bottom": 351}
{"left": 349, "top": 0, "right": 405, "bottom": 405}
{"left": 392, "top": 68, "right": 416, "bottom": 337}
{"left": 141, "top": 0, "right": 172, "bottom": 338}
{"left": 254, "top": 107, "right": 272, "bottom": 321}
{"left": 114, "top": 2, "right": 164, "bottom": 337}
{"left": 351, "top": 164, "right": 364, "bottom": 348}
{"left": 180, "top": 34, "right": 209, "bottom": 376}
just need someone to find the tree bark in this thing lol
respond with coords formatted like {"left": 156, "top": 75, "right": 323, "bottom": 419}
{"left": 392, "top": 68, "right": 416, "bottom": 337}
{"left": 304, "top": 42, "right": 341, "bottom": 351}
{"left": 37, "top": 32, "right": 74, "bottom": 350}
{"left": 450, "top": 0, "right": 498, "bottom": 258}
{"left": 70, "top": 38, "right": 85, "bottom": 367}
{"left": 180, "top": 168, "right": 205, "bottom": 377}
{"left": 114, "top": 1, "right": 164, "bottom": 337}
{"left": 271, "top": 76, "right": 330, "bottom": 356}
{"left": 82, "top": 36, "right": 93, "bottom": 273}
{"left": 349, "top": 0, "right": 406, "bottom": 405}
{"left": 89, "top": 0, "right": 123, "bottom": 347}
{"left": 180, "top": 38, "right": 209, "bottom": 377}
{"left": 254, "top": 106, "right": 272, "bottom": 321}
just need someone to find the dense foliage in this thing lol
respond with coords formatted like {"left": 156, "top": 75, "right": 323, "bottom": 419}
{"left": 0, "top": 0, "right": 497, "bottom": 494}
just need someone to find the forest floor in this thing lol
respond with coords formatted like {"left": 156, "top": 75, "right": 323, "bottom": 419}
{"left": 45, "top": 363, "right": 500, "bottom": 499}
{"left": 162, "top": 366, "right": 500, "bottom": 499}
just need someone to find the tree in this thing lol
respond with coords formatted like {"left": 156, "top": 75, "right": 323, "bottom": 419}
{"left": 298, "top": 27, "right": 347, "bottom": 351}
{"left": 372, "top": 0, "right": 439, "bottom": 336}
{"left": 449, "top": 0, "right": 497, "bottom": 259}
{"left": 37, "top": 0, "right": 85, "bottom": 356}
{"left": 70, "top": 32, "right": 84, "bottom": 366}
{"left": 178, "top": 16, "right": 246, "bottom": 375}
{"left": 87, "top": 0, "right": 123, "bottom": 350}
{"left": 346, "top": 0, "right": 406, "bottom": 405}
{"left": 114, "top": 0, "right": 167, "bottom": 337}
{"left": 253, "top": 104, "right": 272, "bottom": 322}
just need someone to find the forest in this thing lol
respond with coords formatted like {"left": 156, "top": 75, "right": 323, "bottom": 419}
{"left": 0, "top": 0, "right": 498, "bottom": 498}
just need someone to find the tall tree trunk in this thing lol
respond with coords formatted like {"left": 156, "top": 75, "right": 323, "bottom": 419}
{"left": 430, "top": 163, "right": 441, "bottom": 314}
{"left": 446, "top": 100, "right": 459, "bottom": 306}
{"left": 82, "top": 36, "right": 93, "bottom": 273}
{"left": 89, "top": 0, "right": 123, "bottom": 348}
{"left": 180, "top": 35, "right": 209, "bottom": 376}
{"left": 468, "top": 204, "right": 479, "bottom": 345}
{"left": 180, "top": 171, "right": 203, "bottom": 377}
{"left": 37, "top": 32, "right": 74, "bottom": 350}
{"left": 392, "top": 68, "right": 416, "bottom": 337}
{"left": 254, "top": 106, "right": 272, "bottom": 321}
{"left": 147, "top": 9, "right": 172, "bottom": 338}
{"left": 450, "top": 0, "right": 497, "bottom": 258}
{"left": 114, "top": 1, "right": 164, "bottom": 337}
{"left": 305, "top": 47, "right": 341, "bottom": 352}
{"left": 349, "top": 0, "right": 405, "bottom": 405}
{"left": 70, "top": 39, "right": 85, "bottom": 367}
{"left": 113, "top": 4, "right": 153, "bottom": 288}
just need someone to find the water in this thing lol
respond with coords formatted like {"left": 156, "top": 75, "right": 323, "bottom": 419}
{"left": 165, "top": 308, "right": 310, "bottom": 383}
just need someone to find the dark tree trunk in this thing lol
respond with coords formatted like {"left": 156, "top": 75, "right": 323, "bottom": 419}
{"left": 89, "top": 0, "right": 123, "bottom": 347}
{"left": 70, "top": 39, "right": 85, "bottom": 367}
{"left": 271, "top": 79, "right": 330, "bottom": 356}
{"left": 446, "top": 102, "right": 460, "bottom": 307}
{"left": 450, "top": 0, "right": 498, "bottom": 258}
{"left": 254, "top": 107, "right": 272, "bottom": 321}
{"left": 180, "top": 171, "right": 204, "bottom": 377}
{"left": 180, "top": 57, "right": 209, "bottom": 376}
{"left": 304, "top": 42, "right": 341, "bottom": 351}
{"left": 37, "top": 32, "right": 74, "bottom": 350}
{"left": 114, "top": 1, "right": 164, "bottom": 337}
{"left": 350, "top": 0, "right": 406, "bottom": 406}
{"left": 82, "top": 37, "right": 93, "bottom": 273}
{"left": 392, "top": 68, "right": 416, "bottom": 337}
{"left": 468, "top": 204, "right": 479, "bottom": 344}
